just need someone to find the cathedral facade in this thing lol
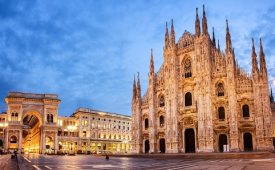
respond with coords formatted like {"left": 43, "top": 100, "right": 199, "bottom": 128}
{"left": 131, "top": 6, "right": 274, "bottom": 153}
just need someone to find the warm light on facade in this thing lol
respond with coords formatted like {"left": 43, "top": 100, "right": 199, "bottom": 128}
{"left": 0, "top": 122, "right": 8, "bottom": 127}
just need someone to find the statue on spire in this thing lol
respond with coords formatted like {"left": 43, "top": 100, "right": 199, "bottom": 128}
{"left": 270, "top": 87, "right": 274, "bottom": 103}
{"left": 259, "top": 37, "right": 267, "bottom": 77}
{"left": 226, "top": 19, "right": 232, "bottom": 52}
{"left": 165, "top": 22, "right": 169, "bottom": 49}
{"left": 132, "top": 75, "right": 137, "bottom": 102}
{"left": 170, "top": 19, "right": 175, "bottom": 46}
{"left": 212, "top": 27, "right": 216, "bottom": 47}
{"left": 195, "top": 7, "right": 201, "bottom": 36}
{"left": 202, "top": 5, "right": 208, "bottom": 35}
{"left": 149, "top": 49, "right": 154, "bottom": 75}
{"left": 251, "top": 38, "right": 259, "bottom": 75}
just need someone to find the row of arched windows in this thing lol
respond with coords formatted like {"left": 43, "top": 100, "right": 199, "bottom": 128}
{"left": 11, "top": 112, "right": 19, "bottom": 122}
{"left": 144, "top": 116, "right": 165, "bottom": 130}
{"left": 217, "top": 104, "right": 250, "bottom": 120}
{"left": 158, "top": 92, "right": 193, "bottom": 108}
{"left": 47, "top": 114, "right": 54, "bottom": 123}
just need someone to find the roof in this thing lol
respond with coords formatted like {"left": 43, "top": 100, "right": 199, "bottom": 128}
{"left": 72, "top": 107, "right": 131, "bottom": 119}
{"left": 6, "top": 92, "right": 60, "bottom": 100}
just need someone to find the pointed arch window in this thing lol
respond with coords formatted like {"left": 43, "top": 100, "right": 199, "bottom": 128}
{"left": 144, "top": 118, "right": 149, "bottom": 130}
{"left": 217, "top": 83, "right": 225, "bottom": 96}
{"left": 183, "top": 58, "right": 192, "bottom": 78}
{"left": 185, "top": 92, "right": 192, "bottom": 106}
{"left": 159, "top": 116, "right": 165, "bottom": 127}
{"left": 159, "top": 95, "right": 165, "bottom": 107}
{"left": 218, "top": 107, "right": 225, "bottom": 120}
{"left": 242, "top": 104, "right": 250, "bottom": 118}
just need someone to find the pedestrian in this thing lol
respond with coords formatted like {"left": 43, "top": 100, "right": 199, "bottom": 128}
{"left": 105, "top": 154, "right": 109, "bottom": 160}
{"left": 14, "top": 150, "right": 17, "bottom": 160}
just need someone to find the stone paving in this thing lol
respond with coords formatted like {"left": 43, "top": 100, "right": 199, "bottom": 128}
{"left": 14, "top": 152, "right": 275, "bottom": 170}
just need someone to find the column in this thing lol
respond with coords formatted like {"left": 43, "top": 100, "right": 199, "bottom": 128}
{"left": 18, "top": 130, "right": 22, "bottom": 153}
{"left": 4, "top": 129, "right": 9, "bottom": 151}
{"left": 40, "top": 128, "right": 45, "bottom": 154}
{"left": 54, "top": 132, "right": 58, "bottom": 154}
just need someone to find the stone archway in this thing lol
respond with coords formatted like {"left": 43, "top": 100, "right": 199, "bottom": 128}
{"left": 22, "top": 110, "right": 42, "bottom": 153}
{"left": 185, "top": 128, "right": 195, "bottom": 153}
{"left": 9, "top": 135, "right": 18, "bottom": 150}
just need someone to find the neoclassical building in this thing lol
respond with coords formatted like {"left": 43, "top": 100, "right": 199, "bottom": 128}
{"left": 0, "top": 92, "right": 131, "bottom": 154}
{"left": 131, "top": 6, "right": 274, "bottom": 153}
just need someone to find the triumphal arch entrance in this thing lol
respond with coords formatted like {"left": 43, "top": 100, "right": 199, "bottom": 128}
{"left": 4, "top": 92, "right": 60, "bottom": 154}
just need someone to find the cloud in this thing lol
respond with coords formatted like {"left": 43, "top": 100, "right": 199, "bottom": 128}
{"left": 0, "top": 0, "right": 274, "bottom": 115}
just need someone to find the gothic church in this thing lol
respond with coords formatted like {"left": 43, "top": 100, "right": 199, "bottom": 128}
{"left": 131, "top": 5, "right": 273, "bottom": 153}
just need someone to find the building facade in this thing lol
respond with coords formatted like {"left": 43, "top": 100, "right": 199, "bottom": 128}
{"left": 0, "top": 92, "right": 131, "bottom": 154}
{"left": 131, "top": 6, "right": 274, "bottom": 153}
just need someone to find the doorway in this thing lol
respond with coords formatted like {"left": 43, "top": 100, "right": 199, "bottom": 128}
{"left": 145, "top": 140, "right": 150, "bottom": 153}
{"left": 218, "top": 134, "right": 227, "bottom": 152}
{"left": 243, "top": 133, "right": 253, "bottom": 151}
{"left": 185, "top": 128, "right": 195, "bottom": 153}
{"left": 159, "top": 138, "right": 165, "bottom": 153}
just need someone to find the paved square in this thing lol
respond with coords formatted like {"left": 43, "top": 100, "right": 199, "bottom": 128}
{"left": 17, "top": 154, "right": 275, "bottom": 170}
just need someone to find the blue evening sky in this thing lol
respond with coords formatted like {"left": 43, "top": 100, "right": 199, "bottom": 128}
{"left": 0, "top": 0, "right": 274, "bottom": 116}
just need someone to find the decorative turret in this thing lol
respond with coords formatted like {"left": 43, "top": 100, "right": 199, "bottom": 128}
{"left": 259, "top": 37, "right": 268, "bottom": 79}
{"left": 165, "top": 22, "right": 169, "bottom": 49}
{"left": 202, "top": 5, "right": 208, "bottom": 35}
{"left": 149, "top": 49, "right": 154, "bottom": 75}
{"left": 251, "top": 38, "right": 259, "bottom": 77}
{"left": 137, "top": 73, "right": 141, "bottom": 99}
{"left": 132, "top": 75, "right": 137, "bottom": 103}
{"left": 170, "top": 19, "right": 175, "bottom": 46}
{"left": 270, "top": 87, "right": 274, "bottom": 103}
{"left": 226, "top": 19, "right": 232, "bottom": 52}
{"left": 195, "top": 7, "right": 201, "bottom": 36}
{"left": 212, "top": 27, "right": 216, "bottom": 47}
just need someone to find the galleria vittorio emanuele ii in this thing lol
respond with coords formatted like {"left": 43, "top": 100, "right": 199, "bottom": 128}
{"left": 131, "top": 5, "right": 275, "bottom": 154}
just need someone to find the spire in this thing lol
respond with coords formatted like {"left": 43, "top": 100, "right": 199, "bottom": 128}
{"left": 259, "top": 37, "right": 267, "bottom": 76}
{"left": 270, "top": 87, "right": 274, "bottom": 103}
{"left": 170, "top": 19, "right": 175, "bottom": 46}
{"left": 251, "top": 38, "right": 259, "bottom": 75}
{"left": 132, "top": 75, "right": 137, "bottom": 102}
{"left": 218, "top": 39, "right": 220, "bottom": 51}
{"left": 202, "top": 5, "right": 208, "bottom": 35}
{"left": 212, "top": 27, "right": 216, "bottom": 47}
{"left": 137, "top": 72, "right": 141, "bottom": 97}
{"left": 165, "top": 22, "right": 169, "bottom": 48}
{"left": 195, "top": 7, "right": 201, "bottom": 36}
{"left": 149, "top": 48, "right": 154, "bottom": 75}
{"left": 226, "top": 19, "right": 232, "bottom": 52}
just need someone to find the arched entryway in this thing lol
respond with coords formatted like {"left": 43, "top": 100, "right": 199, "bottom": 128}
{"left": 22, "top": 111, "right": 42, "bottom": 153}
{"left": 144, "top": 140, "right": 150, "bottom": 153}
{"left": 218, "top": 134, "right": 227, "bottom": 152}
{"left": 159, "top": 138, "right": 165, "bottom": 153}
{"left": 243, "top": 133, "right": 253, "bottom": 151}
{"left": 185, "top": 128, "right": 195, "bottom": 153}
{"left": 9, "top": 135, "right": 18, "bottom": 150}
{"left": 45, "top": 136, "right": 54, "bottom": 154}
{"left": 0, "top": 139, "right": 3, "bottom": 149}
